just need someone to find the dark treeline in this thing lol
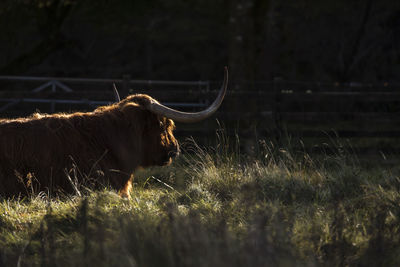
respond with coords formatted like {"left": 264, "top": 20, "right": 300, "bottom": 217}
{"left": 1, "top": 0, "right": 400, "bottom": 84}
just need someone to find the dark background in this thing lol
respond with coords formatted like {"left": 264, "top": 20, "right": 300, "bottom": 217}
{"left": 1, "top": 0, "right": 400, "bottom": 83}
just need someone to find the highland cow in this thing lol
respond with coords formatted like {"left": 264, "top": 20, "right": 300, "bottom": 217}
{"left": 0, "top": 68, "right": 228, "bottom": 198}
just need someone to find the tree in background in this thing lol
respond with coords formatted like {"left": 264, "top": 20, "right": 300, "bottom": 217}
{"left": 0, "top": 0, "right": 76, "bottom": 75}
{"left": 0, "top": 0, "right": 399, "bottom": 83}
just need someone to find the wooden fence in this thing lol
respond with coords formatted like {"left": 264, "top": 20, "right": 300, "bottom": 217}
{"left": 0, "top": 75, "right": 399, "bottom": 154}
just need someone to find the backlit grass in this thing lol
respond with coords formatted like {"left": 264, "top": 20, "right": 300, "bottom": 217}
{"left": 1, "top": 137, "right": 400, "bottom": 266}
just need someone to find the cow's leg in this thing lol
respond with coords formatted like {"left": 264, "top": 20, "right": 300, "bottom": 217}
{"left": 118, "top": 174, "right": 133, "bottom": 199}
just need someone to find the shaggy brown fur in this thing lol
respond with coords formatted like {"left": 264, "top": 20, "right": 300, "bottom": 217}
{"left": 0, "top": 94, "right": 179, "bottom": 198}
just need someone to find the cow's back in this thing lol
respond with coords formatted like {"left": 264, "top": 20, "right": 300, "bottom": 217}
{"left": 0, "top": 114, "right": 105, "bottom": 196}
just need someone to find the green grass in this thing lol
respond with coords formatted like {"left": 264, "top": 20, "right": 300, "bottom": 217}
{"left": 1, "top": 137, "right": 400, "bottom": 266}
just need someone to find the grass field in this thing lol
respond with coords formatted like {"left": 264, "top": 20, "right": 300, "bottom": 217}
{"left": 1, "top": 136, "right": 400, "bottom": 266}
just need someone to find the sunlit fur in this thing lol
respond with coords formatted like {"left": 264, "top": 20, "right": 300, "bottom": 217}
{"left": 0, "top": 94, "right": 179, "bottom": 198}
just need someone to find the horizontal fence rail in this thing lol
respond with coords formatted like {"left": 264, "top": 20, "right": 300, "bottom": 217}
{"left": 0, "top": 75, "right": 211, "bottom": 113}
{"left": 0, "top": 75, "right": 211, "bottom": 86}
{"left": 0, "top": 75, "right": 210, "bottom": 92}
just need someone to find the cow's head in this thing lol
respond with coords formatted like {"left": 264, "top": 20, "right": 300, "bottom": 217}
{"left": 118, "top": 67, "right": 228, "bottom": 168}
{"left": 143, "top": 112, "right": 179, "bottom": 167}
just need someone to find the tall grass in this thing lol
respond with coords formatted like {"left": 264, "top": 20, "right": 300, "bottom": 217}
{"left": 1, "top": 136, "right": 400, "bottom": 266}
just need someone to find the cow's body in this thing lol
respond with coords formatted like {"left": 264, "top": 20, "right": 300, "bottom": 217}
{"left": 0, "top": 94, "right": 178, "bottom": 198}
{"left": 0, "top": 67, "right": 228, "bottom": 198}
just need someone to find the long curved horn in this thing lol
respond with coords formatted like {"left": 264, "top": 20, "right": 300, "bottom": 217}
{"left": 148, "top": 67, "right": 228, "bottom": 123}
